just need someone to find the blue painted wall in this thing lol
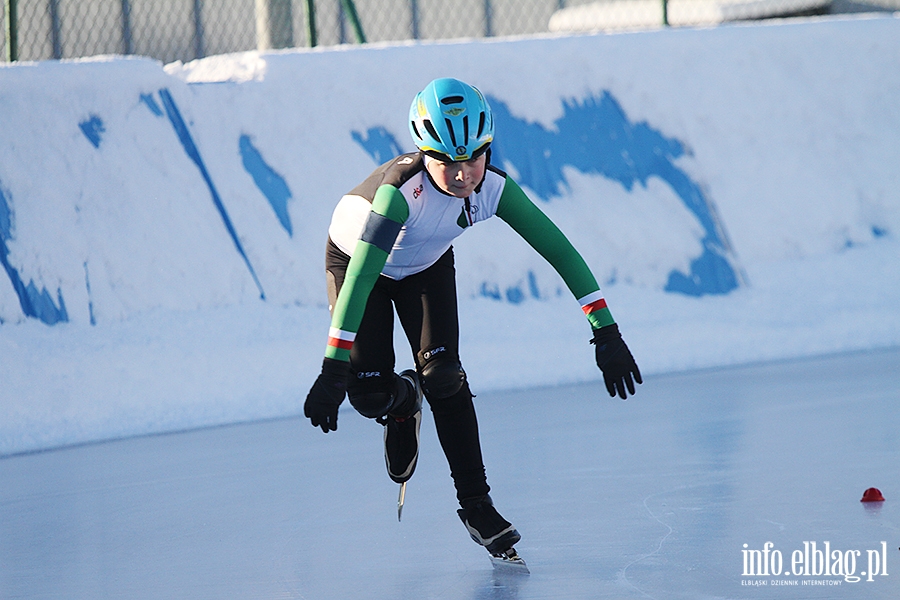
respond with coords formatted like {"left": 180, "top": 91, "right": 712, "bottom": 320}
{"left": 352, "top": 91, "right": 740, "bottom": 299}
{"left": 0, "top": 182, "right": 69, "bottom": 324}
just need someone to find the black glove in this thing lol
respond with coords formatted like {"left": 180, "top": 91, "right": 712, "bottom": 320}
{"left": 591, "top": 323, "right": 642, "bottom": 399}
{"left": 304, "top": 357, "right": 351, "bottom": 433}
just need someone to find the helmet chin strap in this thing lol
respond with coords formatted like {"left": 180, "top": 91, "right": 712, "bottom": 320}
{"left": 474, "top": 148, "right": 491, "bottom": 194}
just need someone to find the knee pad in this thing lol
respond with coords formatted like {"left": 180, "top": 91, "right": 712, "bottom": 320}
{"left": 348, "top": 391, "right": 393, "bottom": 419}
{"left": 347, "top": 372, "right": 394, "bottom": 419}
{"left": 419, "top": 347, "right": 466, "bottom": 399}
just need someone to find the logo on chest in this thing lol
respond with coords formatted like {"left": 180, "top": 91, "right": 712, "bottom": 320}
{"left": 457, "top": 202, "right": 478, "bottom": 228}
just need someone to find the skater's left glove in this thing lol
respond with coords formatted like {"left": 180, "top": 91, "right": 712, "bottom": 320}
{"left": 304, "top": 358, "right": 351, "bottom": 433}
{"left": 591, "top": 323, "right": 642, "bottom": 399}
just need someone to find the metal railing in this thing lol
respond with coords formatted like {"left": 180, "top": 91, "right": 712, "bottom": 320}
{"left": 3, "top": 0, "right": 897, "bottom": 64}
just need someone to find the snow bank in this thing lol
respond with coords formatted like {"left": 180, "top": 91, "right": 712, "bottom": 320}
{"left": 1, "top": 15, "right": 899, "bottom": 455}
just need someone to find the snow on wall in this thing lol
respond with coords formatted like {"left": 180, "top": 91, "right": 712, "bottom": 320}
{"left": 2, "top": 18, "right": 899, "bottom": 327}
{"left": 1, "top": 15, "right": 899, "bottom": 455}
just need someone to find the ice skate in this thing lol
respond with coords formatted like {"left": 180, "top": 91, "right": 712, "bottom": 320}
{"left": 457, "top": 494, "right": 521, "bottom": 555}
{"left": 382, "top": 369, "right": 423, "bottom": 484}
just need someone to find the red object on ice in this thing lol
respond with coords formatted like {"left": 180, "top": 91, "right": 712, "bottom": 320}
{"left": 861, "top": 487, "right": 885, "bottom": 502}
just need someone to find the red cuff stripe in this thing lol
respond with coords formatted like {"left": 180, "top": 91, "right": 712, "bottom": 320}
{"left": 327, "top": 337, "right": 354, "bottom": 350}
{"left": 581, "top": 297, "right": 608, "bottom": 315}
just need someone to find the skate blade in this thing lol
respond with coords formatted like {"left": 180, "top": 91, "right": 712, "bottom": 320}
{"left": 397, "top": 481, "right": 407, "bottom": 521}
{"left": 489, "top": 549, "right": 530, "bottom": 574}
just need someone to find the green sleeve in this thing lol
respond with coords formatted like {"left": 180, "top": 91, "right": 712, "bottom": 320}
{"left": 495, "top": 177, "right": 615, "bottom": 329}
{"left": 325, "top": 185, "right": 409, "bottom": 361}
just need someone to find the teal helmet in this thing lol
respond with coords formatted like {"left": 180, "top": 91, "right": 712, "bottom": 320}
{"left": 408, "top": 78, "right": 494, "bottom": 162}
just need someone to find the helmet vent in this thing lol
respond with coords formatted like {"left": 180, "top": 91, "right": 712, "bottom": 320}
{"left": 409, "top": 79, "right": 494, "bottom": 158}
{"left": 423, "top": 119, "right": 441, "bottom": 144}
{"left": 444, "top": 118, "right": 457, "bottom": 147}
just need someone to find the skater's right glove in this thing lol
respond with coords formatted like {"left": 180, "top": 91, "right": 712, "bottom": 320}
{"left": 591, "top": 323, "right": 642, "bottom": 400}
{"left": 304, "top": 357, "right": 351, "bottom": 433}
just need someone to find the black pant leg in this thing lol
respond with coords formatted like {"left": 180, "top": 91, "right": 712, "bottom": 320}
{"left": 429, "top": 385, "right": 490, "bottom": 502}
{"left": 394, "top": 248, "right": 490, "bottom": 502}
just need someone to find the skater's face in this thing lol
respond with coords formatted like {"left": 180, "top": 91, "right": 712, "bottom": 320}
{"left": 425, "top": 153, "right": 487, "bottom": 198}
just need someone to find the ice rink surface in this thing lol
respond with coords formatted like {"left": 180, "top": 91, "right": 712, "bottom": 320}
{"left": 2, "top": 348, "right": 899, "bottom": 599}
